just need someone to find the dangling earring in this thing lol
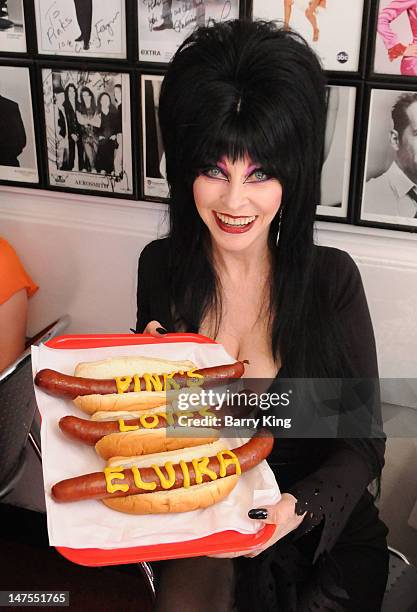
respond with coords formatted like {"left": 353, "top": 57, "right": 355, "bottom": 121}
{"left": 276, "top": 208, "right": 283, "bottom": 247}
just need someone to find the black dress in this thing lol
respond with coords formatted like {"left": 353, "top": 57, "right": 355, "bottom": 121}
{"left": 135, "top": 238, "right": 389, "bottom": 612}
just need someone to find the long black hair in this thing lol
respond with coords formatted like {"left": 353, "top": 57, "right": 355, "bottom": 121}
{"left": 158, "top": 20, "right": 353, "bottom": 379}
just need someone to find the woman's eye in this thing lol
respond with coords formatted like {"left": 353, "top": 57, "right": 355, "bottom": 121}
{"left": 203, "top": 167, "right": 226, "bottom": 179}
{"left": 247, "top": 169, "right": 269, "bottom": 182}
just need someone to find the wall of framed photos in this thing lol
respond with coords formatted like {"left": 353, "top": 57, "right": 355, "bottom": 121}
{"left": 1, "top": 0, "right": 417, "bottom": 228}
{"left": 0, "top": 0, "right": 417, "bottom": 390}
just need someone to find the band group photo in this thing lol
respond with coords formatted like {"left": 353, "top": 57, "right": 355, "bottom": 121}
{"left": 42, "top": 69, "right": 133, "bottom": 196}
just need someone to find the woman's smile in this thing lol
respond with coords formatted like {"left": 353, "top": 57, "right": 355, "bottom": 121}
{"left": 213, "top": 211, "right": 258, "bottom": 233}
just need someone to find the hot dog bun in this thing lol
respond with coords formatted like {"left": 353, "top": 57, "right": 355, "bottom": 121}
{"left": 73, "top": 392, "right": 169, "bottom": 414}
{"left": 95, "top": 427, "right": 219, "bottom": 460}
{"left": 75, "top": 356, "right": 196, "bottom": 379}
{"left": 103, "top": 440, "right": 238, "bottom": 514}
{"left": 102, "top": 476, "right": 238, "bottom": 514}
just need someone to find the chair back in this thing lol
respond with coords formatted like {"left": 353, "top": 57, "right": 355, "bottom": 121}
{"left": 0, "top": 351, "right": 36, "bottom": 498}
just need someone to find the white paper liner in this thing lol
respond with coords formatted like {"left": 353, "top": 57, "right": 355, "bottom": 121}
{"left": 32, "top": 340, "right": 280, "bottom": 549}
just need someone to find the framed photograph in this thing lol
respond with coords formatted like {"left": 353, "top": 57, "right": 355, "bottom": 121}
{"left": 0, "top": 64, "right": 39, "bottom": 185}
{"left": 41, "top": 67, "right": 133, "bottom": 197}
{"left": 0, "top": 0, "right": 26, "bottom": 53}
{"left": 138, "top": 0, "right": 241, "bottom": 64}
{"left": 317, "top": 84, "right": 357, "bottom": 219}
{"left": 251, "top": 0, "right": 365, "bottom": 72}
{"left": 34, "top": 0, "right": 127, "bottom": 58}
{"left": 140, "top": 73, "right": 168, "bottom": 201}
{"left": 373, "top": 0, "right": 417, "bottom": 77}
{"left": 359, "top": 87, "right": 417, "bottom": 230}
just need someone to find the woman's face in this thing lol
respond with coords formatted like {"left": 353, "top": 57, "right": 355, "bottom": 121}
{"left": 82, "top": 90, "right": 92, "bottom": 107}
{"left": 101, "top": 94, "right": 110, "bottom": 111}
{"left": 69, "top": 87, "right": 76, "bottom": 102}
{"left": 193, "top": 155, "right": 282, "bottom": 253}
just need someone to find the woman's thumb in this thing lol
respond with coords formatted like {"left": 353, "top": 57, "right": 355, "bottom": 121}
{"left": 143, "top": 320, "right": 168, "bottom": 336}
{"left": 248, "top": 506, "right": 278, "bottom": 525}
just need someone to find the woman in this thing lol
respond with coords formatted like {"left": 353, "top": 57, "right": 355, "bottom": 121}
{"left": 136, "top": 20, "right": 388, "bottom": 611}
{"left": 76, "top": 86, "right": 99, "bottom": 172}
{"left": 63, "top": 83, "right": 83, "bottom": 171}
{"left": 284, "top": 0, "right": 327, "bottom": 42}
{"left": 377, "top": 0, "right": 417, "bottom": 76}
{"left": 95, "top": 92, "right": 117, "bottom": 175}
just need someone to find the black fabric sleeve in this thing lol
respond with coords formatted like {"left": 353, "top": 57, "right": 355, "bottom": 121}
{"left": 135, "top": 243, "right": 153, "bottom": 333}
{"left": 286, "top": 250, "right": 385, "bottom": 561}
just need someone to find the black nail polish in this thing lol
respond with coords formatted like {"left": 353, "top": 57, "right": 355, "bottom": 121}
{"left": 156, "top": 327, "right": 168, "bottom": 335}
{"left": 129, "top": 328, "right": 137, "bottom": 334}
{"left": 248, "top": 508, "right": 268, "bottom": 520}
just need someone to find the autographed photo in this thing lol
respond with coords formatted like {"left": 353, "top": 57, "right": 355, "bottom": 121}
{"left": 252, "top": 0, "right": 365, "bottom": 72}
{"left": 374, "top": 0, "right": 417, "bottom": 76}
{"left": 35, "top": 0, "right": 126, "bottom": 58}
{"left": 138, "top": 0, "right": 240, "bottom": 63}
{"left": 141, "top": 74, "right": 168, "bottom": 200}
{"left": 318, "top": 85, "right": 356, "bottom": 218}
{"left": 0, "top": 66, "right": 38, "bottom": 184}
{"left": 361, "top": 88, "right": 417, "bottom": 228}
{"left": 0, "top": 0, "right": 26, "bottom": 53}
{"left": 42, "top": 69, "right": 133, "bottom": 196}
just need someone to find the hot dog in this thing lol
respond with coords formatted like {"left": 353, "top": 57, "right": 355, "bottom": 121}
{"left": 34, "top": 357, "right": 247, "bottom": 415}
{"left": 59, "top": 407, "right": 218, "bottom": 446}
{"left": 51, "top": 431, "right": 274, "bottom": 514}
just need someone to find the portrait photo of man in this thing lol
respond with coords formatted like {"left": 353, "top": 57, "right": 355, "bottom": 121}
{"left": 0, "top": 92, "right": 26, "bottom": 167}
{"left": 363, "top": 90, "right": 417, "bottom": 220}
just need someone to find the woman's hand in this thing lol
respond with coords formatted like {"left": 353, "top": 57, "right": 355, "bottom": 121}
{"left": 142, "top": 320, "right": 168, "bottom": 336}
{"left": 403, "top": 43, "right": 417, "bottom": 58}
{"left": 208, "top": 493, "right": 306, "bottom": 559}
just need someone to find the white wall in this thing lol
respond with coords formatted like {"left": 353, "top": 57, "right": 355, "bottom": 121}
{"left": 1, "top": 186, "right": 417, "bottom": 406}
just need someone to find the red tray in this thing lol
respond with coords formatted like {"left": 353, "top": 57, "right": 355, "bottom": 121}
{"left": 45, "top": 332, "right": 275, "bottom": 566}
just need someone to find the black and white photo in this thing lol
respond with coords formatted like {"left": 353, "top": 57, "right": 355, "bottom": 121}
{"left": 374, "top": 0, "right": 417, "bottom": 77}
{"left": 141, "top": 74, "right": 168, "bottom": 200}
{"left": 0, "top": 0, "right": 26, "bottom": 53}
{"left": 0, "top": 65, "right": 38, "bottom": 183}
{"left": 252, "top": 0, "right": 365, "bottom": 72}
{"left": 361, "top": 88, "right": 417, "bottom": 228}
{"left": 318, "top": 85, "right": 356, "bottom": 218}
{"left": 138, "top": 0, "right": 240, "bottom": 63}
{"left": 35, "top": 0, "right": 126, "bottom": 58}
{"left": 42, "top": 68, "right": 133, "bottom": 196}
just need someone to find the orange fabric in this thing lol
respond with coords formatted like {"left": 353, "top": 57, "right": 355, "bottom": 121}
{"left": 0, "top": 238, "right": 38, "bottom": 305}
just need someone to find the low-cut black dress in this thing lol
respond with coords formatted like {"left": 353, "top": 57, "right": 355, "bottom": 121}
{"left": 135, "top": 238, "right": 389, "bottom": 612}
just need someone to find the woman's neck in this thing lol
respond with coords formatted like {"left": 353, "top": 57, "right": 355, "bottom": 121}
{"left": 211, "top": 241, "right": 271, "bottom": 285}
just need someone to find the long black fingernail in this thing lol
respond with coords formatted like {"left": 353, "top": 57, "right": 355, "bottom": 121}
{"left": 248, "top": 508, "right": 268, "bottom": 520}
{"left": 129, "top": 328, "right": 137, "bottom": 333}
{"left": 156, "top": 327, "right": 168, "bottom": 335}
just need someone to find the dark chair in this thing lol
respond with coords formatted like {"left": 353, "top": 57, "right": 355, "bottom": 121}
{"left": 382, "top": 546, "right": 417, "bottom": 612}
{"left": 0, "top": 316, "right": 71, "bottom": 503}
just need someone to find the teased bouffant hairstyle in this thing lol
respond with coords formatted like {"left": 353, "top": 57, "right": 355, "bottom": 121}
{"left": 158, "top": 20, "right": 353, "bottom": 378}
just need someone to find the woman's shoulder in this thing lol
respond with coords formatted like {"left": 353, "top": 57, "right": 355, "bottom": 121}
{"left": 139, "top": 237, "right": 170, "bottom": 262}
{"left": 314, "top": 245, "right": 362, "bottom": 309}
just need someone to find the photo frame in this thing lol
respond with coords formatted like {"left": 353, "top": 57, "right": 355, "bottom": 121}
{"left": 140, "top": 72, "right": 168, "bottom": 201}
{"left": 0, "top": 62, "right": 39, "bottom": 185}
{"left": 251, "top": 0, "right": 366, "bottom": 73}
{"left": 358, "top": 86, "right": 417, "bottom": 231}
{"left": 0, "top": 0, "right": 27, "bottom": 53}
{"left": 34, "top": 0, "right": 127, "bottom": 59}
{"left": 138, "top": 0, "right": 242, "bottom": 64}
{"left": 372, "top": 0, "right": 417, "bottom": 78}
{"left": 317, "top": 84, "right": 358, "bottom": 220}
{"left": 41, "top": 66, "right": 134, "bottom": 198}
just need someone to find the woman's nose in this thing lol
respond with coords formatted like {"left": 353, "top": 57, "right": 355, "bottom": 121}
{"left": 220, "top": 180, "right": 248, "bottom": 211}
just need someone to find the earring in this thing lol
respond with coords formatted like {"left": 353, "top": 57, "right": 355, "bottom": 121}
{"left": 276, "top": 208, "right": 283, "bottom": 247}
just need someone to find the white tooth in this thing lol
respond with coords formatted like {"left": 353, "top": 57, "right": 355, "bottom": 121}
{"left": 216, "top": 212, "right": 255, "bottom": 226}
